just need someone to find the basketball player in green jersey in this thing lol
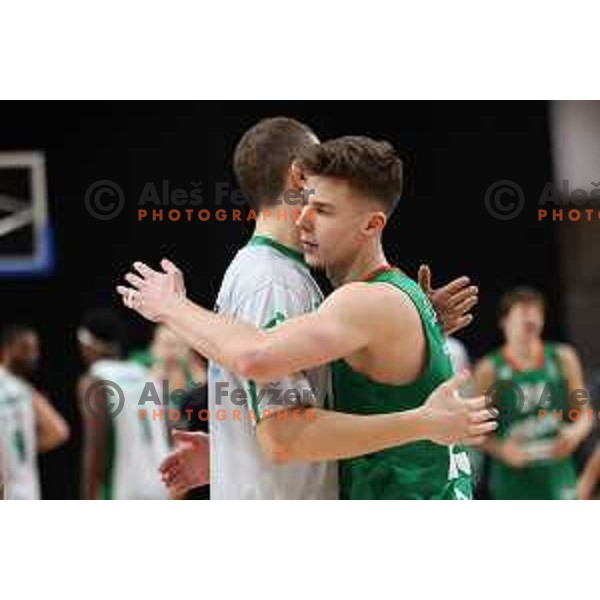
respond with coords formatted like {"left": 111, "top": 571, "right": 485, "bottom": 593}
{"left": 473, "top": 288, "right": 591, "bottom": 500}
{"left": 118, "top": 135, "right": 494, "bottom": 499}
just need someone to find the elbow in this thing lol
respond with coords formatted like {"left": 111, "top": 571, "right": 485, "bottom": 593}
{"left": 42, "top": 421, "right": 70, "bottom": 452}
{"left": 57, "top": 420, "right": 71, "bottom": 445}
{"left": 234, "top": 347, "right": 272, "bottom": 382}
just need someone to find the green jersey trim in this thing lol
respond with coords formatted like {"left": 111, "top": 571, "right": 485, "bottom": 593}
{"left": 247, "top": 309, "right": 288, "bottom": 423}
{"left": 248, "top": 235, "right": 306, "bottom": 268}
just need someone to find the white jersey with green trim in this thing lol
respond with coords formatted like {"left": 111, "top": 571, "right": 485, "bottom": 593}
{"left": 0, "top": 366, "right": 40, "bottom": 500}
{"left": 446, "top": 337, "right": 470, "bottom": 375}
{"left": 90, "top": 359, "right": 170, "bottom": 499}
{"left": 209, "top": 237, "right": 338, "bottom": 499}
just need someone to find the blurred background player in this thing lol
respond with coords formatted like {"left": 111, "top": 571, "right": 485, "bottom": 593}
{"left": 169, "top": 351, "right": 210, "bottom": 499}
{"left": 76, "top": 309, "right": 169, "bottom": 499}
{"left": 0, "top": 324, "right": 69, "bottom": 499}
{"left": 130, "top": 325, "right": 209, "bottom": 498}
{"left": 130, "top": 324, "right": 197, "bottom": 431}
{"left": 473, "top": 287, "right": 591, "bottom": 499}
{"left": 577, "top": 442, "right": 600, "bottom": 499}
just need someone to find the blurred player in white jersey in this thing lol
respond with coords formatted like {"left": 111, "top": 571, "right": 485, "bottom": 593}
{"left": 77, "top": 310, "right": 169, "bottom": 499}
{"left": 0, "top": 325, "right": 69, "bottom": 499}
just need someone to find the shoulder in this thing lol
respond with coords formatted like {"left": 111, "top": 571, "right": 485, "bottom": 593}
{"left": 320, "top": 281, "right": 421, "bottom": 334}
{"left": 473, "top": 355, "right": 496, "bottom": 383}
{"left": 554, "top": 343, "right": 581, "bottom": 369}
{"left": 0, "top": 368, "right": 31, "bottom": 398}
{"left": 221, "top": 247, "right": 318, "bottom": 314}
{"left": 77, "top": 372, "right": 97, "bottom": 401}
{"left": 474, "top": 355, "right": 496, "bottom": 373}
{"left": 324, "top": 280, "right": 416, "bottom": 308}
{"left": 225, "top": 245, "right": 306, "bottom": 287}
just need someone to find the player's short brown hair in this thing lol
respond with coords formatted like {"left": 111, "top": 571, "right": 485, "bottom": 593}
{"left": 233, "top": 117, "right": 317, "bottom": 207}
{"left": 295, "top": 136, "right": 403, "bottom": 215}
{"left": 497, "top": 287, "right": 545, "bottom": 321}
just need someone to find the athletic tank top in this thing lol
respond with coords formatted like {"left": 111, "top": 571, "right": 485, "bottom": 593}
{"left": 333, "top": 268, "right": 472, "bottom": 499}
{"left": 0, "top": 366, "right": 40, "bottom": 500}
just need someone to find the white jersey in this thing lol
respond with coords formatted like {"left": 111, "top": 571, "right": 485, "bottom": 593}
{"left": 446, "top": 336, "right": 471, "bottom": 375}
{"left": 89, "top": 359, "right": 170, "bottom": 499}
{"left": 0, "top": 366, "right": 40, "bottom": 500}
{"left": 209, "top": 236, "right": 338, "bottom": 499}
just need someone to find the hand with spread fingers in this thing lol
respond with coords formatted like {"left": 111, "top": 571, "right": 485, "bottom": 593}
{"left": 159, "top": 430, "right": 210, "bottom": 496}
{"left": 418, "top": 264, "right": 478, "bottom": 336}
{"left": 116, "top": 258, "right": 186, "bottom": 322}
{"left": 422, "top": 369, "right": 497, "bottom": 446}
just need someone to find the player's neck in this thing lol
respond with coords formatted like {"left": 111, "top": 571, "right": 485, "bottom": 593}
{"left": 1, "top": 360, "right": 30, "bottom": 381}
{"left": 253, "top": 210, "right": 302, "bottom": 253}
{"left": 1, "top": 358, "right": 17, "bottom": 376}
{"left": 504, "top": 337, "right": 543, "bottom": 369}
{"left": 328, "top": 241, "right": 388, "bottom": 287}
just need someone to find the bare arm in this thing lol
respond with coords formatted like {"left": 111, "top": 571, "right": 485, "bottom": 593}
{"left": 32, "top": 390, "right": 70, "bottom": 452}
{"left": 559, "top": 344, "right": 591, "bottom": 441}
{"left": 578, "top": 443, "right": 600, "bottom": 499}
{"left": 256, "top": 369, "right": 495, "bottom": 463}
{"left": 160, "top": 372, "right": 496, "bottom": 492}
{"left": 117, "top": 261, "right": 376, "bottom": 383}
{"left": 171, "top": 284, "right": 374, "bottom": 382}
{"left": 552, "top": 344, "right": 592, "bottom": 458}
{"left": 77, "top": 375, "right": 108, "bottom": 500}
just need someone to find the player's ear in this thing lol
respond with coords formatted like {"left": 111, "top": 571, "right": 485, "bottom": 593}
{"left": 288, "top": 161, "right": 306, "bottom": 190}
{"left": 364, "top": 211, "right": 387, "bottom": 236}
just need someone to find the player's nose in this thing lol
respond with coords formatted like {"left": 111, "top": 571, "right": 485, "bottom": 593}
{"left": 296, "top": 205, "right": 314, "bottom": 231}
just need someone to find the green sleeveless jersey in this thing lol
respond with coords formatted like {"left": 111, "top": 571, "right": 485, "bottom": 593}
{"left": 333, "top": 268, "right": 473, "bottom": 500}
{"left": 487, "top": 344, "right": 577, "bottom": 499}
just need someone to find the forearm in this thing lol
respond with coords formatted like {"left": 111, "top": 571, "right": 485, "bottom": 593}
{"left": 163, "top": 297, "right": 268, "bottom": 376}
{"left": 37, "top": 414, "right": 70, "bottom": 452}
{"left": 33, "top": 393, "right": 70, "bottom": 452}
{"left": 566, "top": 415, "right": 592, "bottom": 447}
{"left": 164, "top": 298, "right": 331, "bottom": 382}
{"left": 81, "top": 446, "right": 102, "bottom": 500}
{"left": 579, "top": 444, "right": 600, "bottom": 489}
{"left": 257, "top": 406, "right": 432, "bottom": 463}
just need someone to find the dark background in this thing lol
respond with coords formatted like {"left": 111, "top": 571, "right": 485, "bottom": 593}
{"left": 0, "top": 101, "right": 561, "bottom": 498}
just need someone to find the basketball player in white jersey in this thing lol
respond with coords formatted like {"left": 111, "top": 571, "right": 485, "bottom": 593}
{"left": 119, "top": 119, "right": 485, "bottom": 499}
{"left": 76, "top": 309, "right": 169, "bottom": 499}
{"left": 0, "top": 325, "right": 69, "bottom": 499}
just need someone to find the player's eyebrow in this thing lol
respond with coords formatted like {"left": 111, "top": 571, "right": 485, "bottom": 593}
{"left": 310, "top": 199, "right": 334, "bottom": 211}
